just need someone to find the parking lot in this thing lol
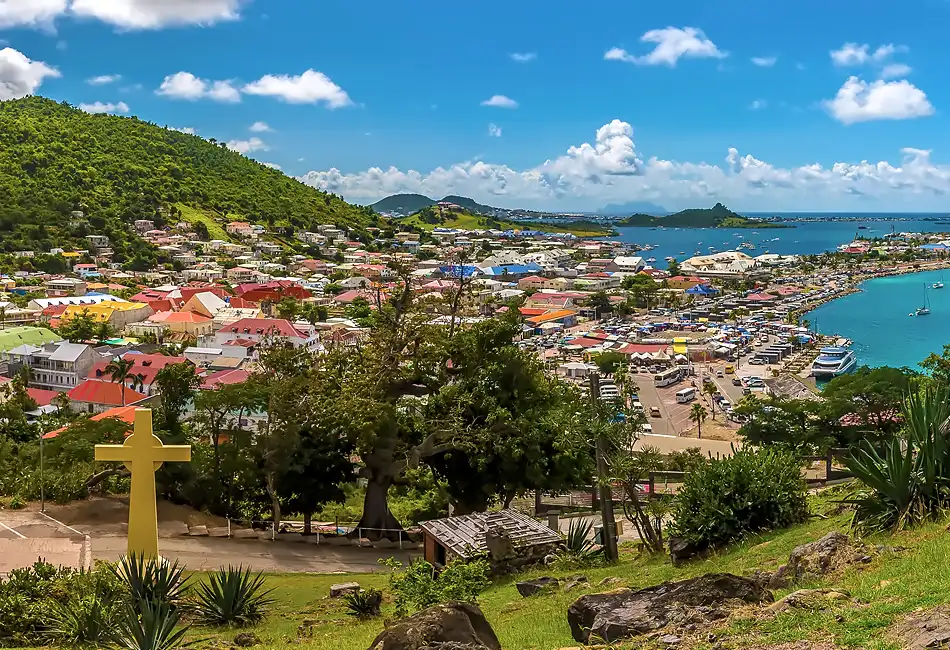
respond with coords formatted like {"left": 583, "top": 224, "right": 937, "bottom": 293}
{"left": 0, "top": 510, "right": 90, "bottom": 575}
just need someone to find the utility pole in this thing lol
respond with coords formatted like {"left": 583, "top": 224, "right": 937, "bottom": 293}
{"left": 590, "top": 372, "right": 619, "bottom": 563}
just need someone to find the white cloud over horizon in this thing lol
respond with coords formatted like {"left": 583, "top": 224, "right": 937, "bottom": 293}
{"left": 157, "top": 71, "right": 240, "bottom": 102}
{"left": 0, "top": 0, "right": 244, "bottom": 29}
{"left": 481, "top": 94, "right": 518, "bottom": 108}
{"left": 0, "top": 47, "right": 59, "bottom": 100}
{"left": 824, "top": 76, "right": 933, "bottom": 124}
{"left": 751, "top": 56, "right": 777, "bottom": 67}
{"left": 509, "top": 52, "right": 536, "bottom": 62}
{"left": 298, "top": 119, "right": 950, "bottom": 212}
{"left": 226, "top": 136, "right": 267, "bottom": 154}
{"left": 488, "top": 123, "right": 502, "bottom": 137}
{"left": 606, "top": 27, "right": 725, "bottom": 67}
{"left": 242, "top": 70, "right": 351, "bottom": 107}
{"left": 79, "top": 100, "right": 129, "bottom": 113}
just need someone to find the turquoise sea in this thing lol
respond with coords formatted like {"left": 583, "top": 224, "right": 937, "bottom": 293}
{"left": 807, "top": 269, "right": 950, "bottom": 370}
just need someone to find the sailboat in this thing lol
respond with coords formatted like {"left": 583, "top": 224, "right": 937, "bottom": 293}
{"left": 933, "top": 274, "right": 945, "bottom": 290}
{"left": 915, "top": 284, "right": 931, "bottom": 316}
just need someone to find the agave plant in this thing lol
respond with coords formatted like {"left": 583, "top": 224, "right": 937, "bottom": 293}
{"left": 191, "top": 566, "right": 274, "bottom": 627}
{"left": 564, "top": 518, "right": 603, "bottom": 561}
{"left": 845, "top": 383, "right": 950, "bottom": 531}
{"left": 343, "top": 588, "right": 383, "bottom": 618}
{"left": 112, "top": 598, "right": 190, "bottom": 650}
{"left": 46, "top": 590, "right": 118, "bottom": 645}
{"left": 112, "top": 554, "right": 190, "bottom": 610}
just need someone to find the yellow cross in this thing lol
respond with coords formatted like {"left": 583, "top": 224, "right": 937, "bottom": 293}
{"left": 94, "top": 408, "right": 191, "bottom": 559}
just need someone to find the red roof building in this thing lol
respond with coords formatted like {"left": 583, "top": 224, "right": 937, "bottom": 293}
{"left": 234, "top": 281, "right": 311, "bottom": 303}
{"left": 88, "top": 354, "right": 193, "bottom": 395}
{"left": 67, "top": 380, "right": 148, "bottom": 414}
{"left": 43, "top": 406, "right": 138, "bottom": 439}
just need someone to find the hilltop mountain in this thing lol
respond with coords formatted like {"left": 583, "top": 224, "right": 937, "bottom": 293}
{"left": 397, "top": 206, "right": 615, "bottom": 237}
{"left": 370, "top": 193, "right": 437, "bottom": 214}
{"left": 371, "top": 193, "right": 499, "bottom": 216}
{"left": 0, "top": 97, "right": 377, "bottom": 260}
{"left": 598, "top": 200, "right": 667, "bottom": 216}
{"left": 617, "top": 203, "right": 787, "bottom": 229}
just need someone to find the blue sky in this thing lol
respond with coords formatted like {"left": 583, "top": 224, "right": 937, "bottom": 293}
{"left": 3, "top": 0, "right": 950, "bottom": 212}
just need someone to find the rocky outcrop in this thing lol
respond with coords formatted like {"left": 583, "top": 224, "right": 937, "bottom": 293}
{"left": 367, "top": 602, "right": 501, "bottom": 650}
{"left": 516, "top": 577, "right": 559, "bottom": 597}
{"left": 567, "top": 573, "right": 773, "bottom": 643}
{"left": 890, "top": 606, "right": 950, "bottom": 650}
{"left": 769, "top": 532, "right": 869, "bottom": 588}
{"left": 330, "top": 582, "right": 361, "bottom": 598}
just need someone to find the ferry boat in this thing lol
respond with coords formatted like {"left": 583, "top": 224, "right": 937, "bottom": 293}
{"left": 646, "top": 257, "right": 657, "bottom": 263}
{"left": 811, "top": 347, "right": 857, "bottom": 378}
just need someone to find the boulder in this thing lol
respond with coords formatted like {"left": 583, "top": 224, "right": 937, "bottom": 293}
{"left": 890, "top": 606, "right": 950, "bottom": 650}
{"left": 233, "top": 632, "right": 261, "bottom": 647}
{"left": 187, "top": 525, "right": 209, "bottom": 536}
{"left": 232, "top": 527, "right": 258, "bottom": 539}
{"left": 207, "top": 527, "right": 230, "bottom": 538}
{"left": 562, "top": 575, "right": 589, "bottom": 592}
{"left": 770, "top": 532, "right": 863, "bottom": 588}
{"left": 567, "top": 573, "right": 773, "bottom": 644}
{"left": 330, "top": 582, "right": 361, "bottom": 598}
{"left": 668, "top": 536, "right": 709, "bottom": 566}
{"left": 516, "top": 577, "right": 559, "bottom": 597}
{"left": 366, "top": 601, "right": 501, "bottom": 650}
{"left": 766, "top": 588, "right": 851, "bottom": 615}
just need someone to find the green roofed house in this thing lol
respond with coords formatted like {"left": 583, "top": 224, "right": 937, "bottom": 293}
{"left": 0, "top": 327, "right": 62, "bottom": 353}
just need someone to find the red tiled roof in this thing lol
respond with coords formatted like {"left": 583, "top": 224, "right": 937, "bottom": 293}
{"left": 67, "top": 380, "right": 147, "bottom": 406}
{"left": 616, "top": 343, "right": 668, "bottom": 354}
{"left": 27, "top": 388, "right": 62, "bottom": 407}
{"left": 89, "top": 354, "right": 192, "bottom": 386}
{"left": 201, "top": 369, "right": 250, "bottom": 388}
{"left": 43, "top": 406, "right": 138, "bottom": 439}
{"left": 333, "top": 290, "right": 376, "bottom": 304}
{"left": 222, "top": 318, "right": 307, "bottom": 339}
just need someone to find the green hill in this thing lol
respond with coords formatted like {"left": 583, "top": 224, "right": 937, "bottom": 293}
{"left": 0, "top": 97, "right": 378, "bottom": 260}
{"left": 372, "top": 194, "right": 500, "bottom": 216}
{"left": 370, "top": 193, "right": 437, "bottom": 214}
{"left": 617, "top": 203, "right": 787, "bottom": 229}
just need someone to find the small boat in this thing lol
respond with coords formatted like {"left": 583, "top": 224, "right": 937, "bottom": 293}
{"left": 933, "top": 275, "right": 944, "bottom": 289}
{"left": 646, "top": 257, "right": 657, "bottom": 263}
{"left": 915, "top": 284, "right": 932, "bottom": 315}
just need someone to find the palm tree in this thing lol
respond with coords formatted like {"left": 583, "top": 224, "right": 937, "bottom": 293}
{"left": 130, "top": 373, "right": 147, "bottom": 396}
{"left": 702, "top": 380, "right": 718, "bottom": 419}
{"left": 105, "top": 357, "right": 135, "bottom": 407}
{"left": 689, "top": 403, "right": 708, "bottom": 439}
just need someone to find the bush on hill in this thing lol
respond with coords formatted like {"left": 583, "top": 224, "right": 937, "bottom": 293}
{"left": 669, "top": 447, "right": 809, "bottom": 550}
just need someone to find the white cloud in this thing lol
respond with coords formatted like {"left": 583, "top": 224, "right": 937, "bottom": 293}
{"left": 510, "top": 52, "right": 536, "bottom": 62}
{"left": 79, "top": 101, "right": 129, "bottom": 114}
{"left": 481, "top": 94, "right": 518, "bottom": 108}
{"left": 881, "top": 63, "right": 912, "bottom": 79}
{"left": 0, "top": 0, "right": 65, "bottom": 28}
{"left": 169, "top": 126, "right": 196, "bottom": 134}
{"left": 488, "top": 123, "right": 502, "bottom": 137}
{"left": 226, "top": 137, "right": 267, "bottom": 154}
{"left": 751, "top": 56, "right": 777, "bottom": 67}
{"left": 749, "top": 99, "right": 767, "bottom": 110}
{"left": 87, "top": 74, "right": 121, "bottom": 85}
{"left": 606, "top": 27, "right": 725, "bottom": 67}
{"left": 831, "top": 42, "right": 907, "bottom": 67}
{"left": 156, "top": 71, "right": 239, "bottom": 102}
{"left": 249, "top": 120, "right": 272, "bottom": 132}
{"left": 824, "top": 76, "right": 933, "bottom": 125}
{"left": 0, "top": 47, "right": 59, "bottom": 101}
{"left": 242, "top": 70, "right": 351, "bottom": 107}
{"left": 261, "top": 162, "right": 281, "bottom": 170}
{"left": 296, "top": 118, "right": 950, "bottom": 212}
{"left": 69, "top": 0, "right": 243, "bottom": 29}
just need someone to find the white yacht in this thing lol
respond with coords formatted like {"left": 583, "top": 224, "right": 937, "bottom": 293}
{"left": 811, "top": 347, "right": 857, "bottom": 378}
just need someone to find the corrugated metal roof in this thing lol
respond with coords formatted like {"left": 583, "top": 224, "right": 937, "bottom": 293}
{"left": 419, "top": 509, "right": 562, "bottom": 559}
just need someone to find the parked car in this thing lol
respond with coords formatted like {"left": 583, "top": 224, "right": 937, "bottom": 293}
{"left": 649, "top": 406, "right": 662, "bottom": 418}
{"left": 732, "top": 377, "right": 742, "bottom": 386}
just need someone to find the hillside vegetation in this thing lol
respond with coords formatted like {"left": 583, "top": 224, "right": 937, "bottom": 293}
{"left": 617, "top": 202, "right": 788, "bottom": 229}
{"left": 0, "top": 97, "right": 378, "bottom": 259}
{"left": 372, "top": 193, "right": 498, "bottom": 216}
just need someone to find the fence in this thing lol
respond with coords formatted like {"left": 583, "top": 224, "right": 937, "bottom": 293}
{"left": 198, "top": 518, "right": 422, "bottom": 550}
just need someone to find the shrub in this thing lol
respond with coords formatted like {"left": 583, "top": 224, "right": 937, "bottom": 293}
{"left": 669, "top": 447, "right": 809, "bottom": 550}
{"left": 382, "top": 558, "right": 490, "bottom": 617}
{"left": 112, "top": 598, "right": 188, "bottom": 650}
{"left": 343, "top": 588, "right": 383, "bottom": 618}
{"left": 846, "top": 384, "right": 950, "bottom": 532}
{"left": 191, "top": 566, "right": 274, "bottom": 626}
{"left": 112, "top": 553, "right": 190, "bottom": 610}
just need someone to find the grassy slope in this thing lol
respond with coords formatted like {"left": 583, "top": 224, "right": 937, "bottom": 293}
{"left": 398, "top": 210, "right": 613, "bottom": 237}
{"left": 174, "top": 204, "right": 232, "bottom": 242}
{"left": 179, "top": 495, "right": 950, "bottom": 650}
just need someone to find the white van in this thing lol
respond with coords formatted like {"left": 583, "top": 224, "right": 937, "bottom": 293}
{"left": 675, "top": 387, "right": 697, "bottom": 403}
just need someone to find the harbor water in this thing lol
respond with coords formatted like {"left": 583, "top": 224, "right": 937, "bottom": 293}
{"left": 610, "top": 216, "right": 949, "bottom": 266}
{"left": 807, "top": 268, "right": 950, "bottom": 370}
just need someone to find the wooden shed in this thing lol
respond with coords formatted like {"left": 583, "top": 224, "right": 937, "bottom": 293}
{"left": 419, "top": 509, "right": 563, "bottom": 572}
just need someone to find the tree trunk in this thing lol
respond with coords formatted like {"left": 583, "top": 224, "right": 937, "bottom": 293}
{"left": 266, "top": 472, "right": 281, "bottom": 535}
{"left": 355, "top": 475, "right": 404, "bottom": 541}
{"left": 303, "top": 511, "right": 312, "bottom": 535}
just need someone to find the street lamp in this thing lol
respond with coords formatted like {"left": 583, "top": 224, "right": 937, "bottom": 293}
{"left": 39, "top": 431, "right": 45, "bottom": 513}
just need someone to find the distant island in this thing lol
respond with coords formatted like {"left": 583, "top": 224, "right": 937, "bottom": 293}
{"left": 397, "top": 206, "right": 616, "bottom": 237}
{"left": 371, "top": 193, "right": 499, "bottom": 216}
{"left": 616, "top": 203, "right": 789, "bottom": 229}
{"left": 598, "top": 200, "right": 667, "bottom": 216}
